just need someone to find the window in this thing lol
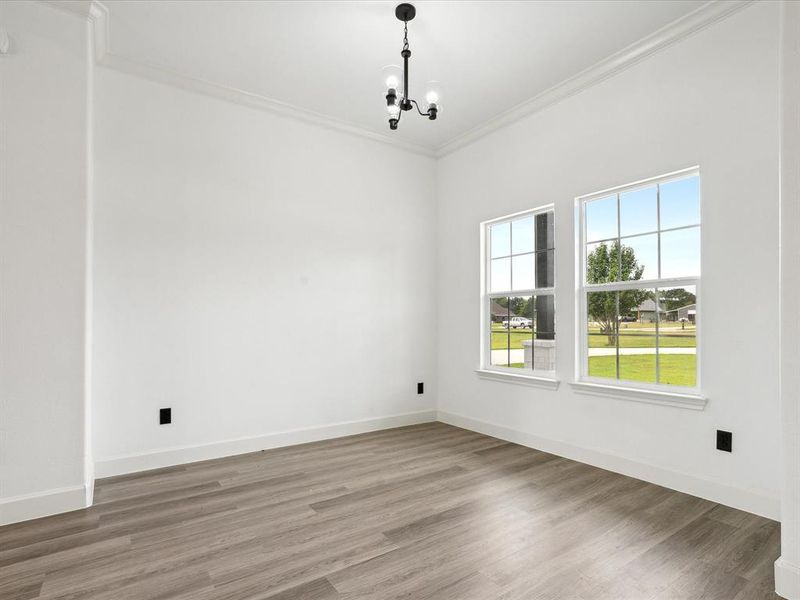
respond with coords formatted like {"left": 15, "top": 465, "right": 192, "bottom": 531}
{"left": 482, "top": 206, "right": 555, "bottom": 378}
{"left": 578, "top": 168, "right": 700, "bottom": 391}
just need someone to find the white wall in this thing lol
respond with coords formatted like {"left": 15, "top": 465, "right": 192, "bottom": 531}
{"left": 436, "top": 2, "right": 782, "bottom": 518}
{"left": 1, "top": 0, "right": 789, "bottom": 540}
{"left": 92, "top": 69, "right": 437, "bottom": 475}
{"left": 0, "top": 1, "right": 92, "bottom": 523}
{"left": 777, "top": 1, "right": 800, "bottom": 597}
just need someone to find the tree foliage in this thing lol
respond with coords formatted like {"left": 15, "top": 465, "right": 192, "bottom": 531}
{"left": 660, "top": 288, "right": 696, "bottom": 311}
{"left": 586, "top": 241, "right": 648, "bottom": 343}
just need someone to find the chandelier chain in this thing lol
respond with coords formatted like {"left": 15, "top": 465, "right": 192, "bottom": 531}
{"left": 386, "top": 4, "right": 437, "bottom": 130}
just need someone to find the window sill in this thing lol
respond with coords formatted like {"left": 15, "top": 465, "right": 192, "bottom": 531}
{"left": 569, "top": 381, "right": 707, "bottom": 410}
{"left": 475, "top": 369, "right": 560, "bottom": 390}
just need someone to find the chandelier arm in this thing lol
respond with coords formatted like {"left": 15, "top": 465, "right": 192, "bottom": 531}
{"left": 386, "top": 3, "right": 437, "bottom": 131}
{"left": 411, "top": 99, "right": 431, "bottom": 117}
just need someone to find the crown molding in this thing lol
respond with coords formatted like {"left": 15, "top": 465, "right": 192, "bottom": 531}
{"left": 41, "top": 1, "right": 93, "bottom": 19}
{"left": 44, "top": 1, "right": 436, "bottom": 157}
{"left": 89, "top": 0, "right": 108, "bottom": 61}
{"left": 434, "top": 0, "right": 755, "bottom": 158}
{"left": 42, "top": 0, "right": 752, "bottom": 161}
{"left": 98, "top": 52, "right": 436, "bottom": 157}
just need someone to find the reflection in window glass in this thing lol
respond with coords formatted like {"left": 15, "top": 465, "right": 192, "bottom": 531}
{"left": 490, "top": 222, "right": 510, "bottom": 258}
{"left": 660, "top": 176, "right": 700, "bottom": 230}
{"left": 585, "top": 195, "right": 618, "bottom": 242}
{"left": 620, "top": 186, "right": 658, "bottom": 237}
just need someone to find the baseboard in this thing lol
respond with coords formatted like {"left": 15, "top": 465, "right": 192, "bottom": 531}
{"left": 85, "top": 473, "right": 95, "bottom": 506}
{"left": 776, "top": 557, "right": 800, "bottom": 600}
{"left": 95, "top": 410, "right": 437, "bottom": 478}
{"left": 0, "top": 485, "right": 90, "bottom": 525}
{"left": 437, "top": 410, "right": 781, "bottom": 520}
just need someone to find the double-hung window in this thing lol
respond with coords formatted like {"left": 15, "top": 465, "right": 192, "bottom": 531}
{"left": 482, "top": 206, "right": 555, "bottom": 377}
{"left": 577, "top": 167, "right": 700, "bottom": 392}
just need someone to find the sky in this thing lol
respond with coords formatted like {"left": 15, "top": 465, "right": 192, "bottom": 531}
{"left": 489, "top": 175, "right": 700, "bottom": 291}
{"left": 584, "top": 175, "right": 700, "bottom": 279}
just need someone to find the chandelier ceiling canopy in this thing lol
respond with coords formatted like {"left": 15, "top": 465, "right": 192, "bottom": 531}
{"left": 383, "top": 3, "right": 440, "bottom": 131}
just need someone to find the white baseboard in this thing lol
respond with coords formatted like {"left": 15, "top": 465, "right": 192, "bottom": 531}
{"left": 437, "top": 410, "right": 781, "bottom": 520}
{"left": 95, "top": 410, "right": 437, "bottom": 478}
{"left": 776, "top": 557, "right": 800, "bottom": 600}
{"left": 85, "top": 473, "right": 95, "bottom": 506}
{"left": 0, "top": 485, "right": 90, "bottom": 525}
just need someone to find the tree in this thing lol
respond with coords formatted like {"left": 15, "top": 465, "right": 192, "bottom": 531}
{"left": 586, "top": 241, "right": 648, "bottom": 344}
{"left": 509, "top": 296, "right": 528, "bottom": 319}
{"left": 660, "top": 288, "right": 696, "bottom": 311}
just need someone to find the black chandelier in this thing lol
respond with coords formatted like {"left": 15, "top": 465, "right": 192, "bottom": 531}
{"left": 384, "top": 3, "right": 440, "bottom": 130}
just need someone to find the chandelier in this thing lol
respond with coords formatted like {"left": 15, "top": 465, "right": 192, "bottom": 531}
{"left": 383, "top": 3, "right": 440, "bottom": 130}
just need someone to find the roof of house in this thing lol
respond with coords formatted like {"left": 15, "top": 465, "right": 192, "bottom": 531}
{"left": 490, "top": 301, "right": 518, "bottom": 318}
{"left": 636, "top": 299, "right": 662, "bottom": 312}
{"left": 666, "top": 303, "right": 697, "bottom": 312}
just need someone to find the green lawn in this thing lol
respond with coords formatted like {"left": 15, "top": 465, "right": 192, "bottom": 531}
{"left": 491, "top": 321, "right": 695, "bottom": 386}
{"left": 588, "top": 354, "right": 696, "bottom": 387}
{"left": 617, "top": 321, "right": 695, "bottom": 331}
{"left": 588, "top": 333, "right": 696, "bottom": 348}
{"left": 492, "top": 323, "right": 695, "bottom": 350}
{"left": 491, "top": 329, "right": 534, "bottom": 350}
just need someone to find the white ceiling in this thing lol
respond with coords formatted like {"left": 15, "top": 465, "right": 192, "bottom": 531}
{"left": 98, "top": 0, "right": 708, "bottom": 151}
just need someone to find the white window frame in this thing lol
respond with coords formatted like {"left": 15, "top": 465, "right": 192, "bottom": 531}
{"left": 573, "top": 167, "right": 705, "bottom": 408}
{"left": 478, "top": 205, "right": 558, "bottom": 388}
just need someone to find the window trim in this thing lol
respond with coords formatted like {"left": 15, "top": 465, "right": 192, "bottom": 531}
{"left": 574, "top": 167, "right": 703, "bottom": 401}
{"left": 480, "top": 204, "right": 557, "bottom": 382}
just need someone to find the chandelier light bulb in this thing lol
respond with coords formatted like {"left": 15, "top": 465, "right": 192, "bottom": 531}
{"left": 424, "top": 80, "right": 442, "bottom": 109}
{"left": 380, "top": 4, "right": 440, "bottom": 131}
{"left": 381, "top": 65, "right": 403, "bottom": 93}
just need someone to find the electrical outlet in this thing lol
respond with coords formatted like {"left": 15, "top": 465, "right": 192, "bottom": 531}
{"left": 716, "top": 430, "right": 732, "bottom": 452}
{"left": 417, "top": 382, "right": 424, "bottom": 394}
{"left": 160, "top": 408, "right": 172, "bottom": 425}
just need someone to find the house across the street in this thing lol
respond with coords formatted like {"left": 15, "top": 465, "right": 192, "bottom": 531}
{"left": 666, "top": 303, "right": 697, "bottom": 323}
{"left": 634, "top": 299, "right": 666, "bottom": 323}
{"left": 490, "top": 301, "right": 518, "bottom": 323}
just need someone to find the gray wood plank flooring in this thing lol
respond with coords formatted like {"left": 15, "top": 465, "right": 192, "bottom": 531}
{"left": 0, "top": 422, "right": 781, "bottom": 599}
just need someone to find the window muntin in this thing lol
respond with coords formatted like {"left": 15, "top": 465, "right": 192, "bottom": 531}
{"left": 579, "top": 169, "right": 699, "bottom": 390}
{"left": 484, "top": 207, "right": 555, "bottom": 376}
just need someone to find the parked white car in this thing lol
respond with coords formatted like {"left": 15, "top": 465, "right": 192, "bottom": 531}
{"left": 502, "top": 316, "right": 532, "bottom": 329}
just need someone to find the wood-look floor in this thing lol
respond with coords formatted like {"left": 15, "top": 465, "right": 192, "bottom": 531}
{"left": 0, "top": 422, "right": 781, "bottom": 600}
